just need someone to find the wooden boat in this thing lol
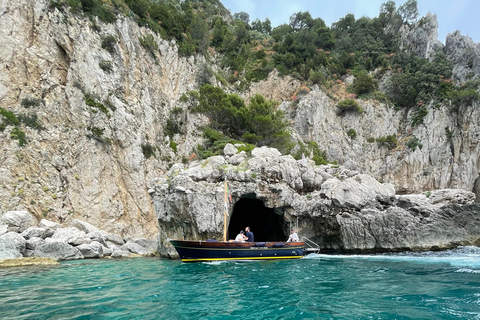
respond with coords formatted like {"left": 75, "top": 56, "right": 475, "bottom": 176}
{"left": 169, "top": 178, "right": 306, "bottom": 262}
{"left": 170, "top": 239, "right": 305, "bottom": 262}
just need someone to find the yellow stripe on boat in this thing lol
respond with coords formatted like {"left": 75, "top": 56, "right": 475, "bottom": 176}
{"left": 181, "top": 256, "right": 304, "bottom": 262}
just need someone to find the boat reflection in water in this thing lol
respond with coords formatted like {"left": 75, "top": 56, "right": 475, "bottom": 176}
{"left": 170, "top": 239, "right": 305, "bottom": 262}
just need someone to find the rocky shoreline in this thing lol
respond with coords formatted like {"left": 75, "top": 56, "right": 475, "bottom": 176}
{"left": 0, "top": 211, "right": 158, "bottom": 266}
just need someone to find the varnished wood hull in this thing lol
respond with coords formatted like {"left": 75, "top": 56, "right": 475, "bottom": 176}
{"left": 170, "top": 240, "right": 305, "bottom": 262}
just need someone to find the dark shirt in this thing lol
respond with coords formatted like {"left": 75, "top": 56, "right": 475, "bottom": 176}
{"left": 245, "top": 231, "right": 254, "bottom": 242}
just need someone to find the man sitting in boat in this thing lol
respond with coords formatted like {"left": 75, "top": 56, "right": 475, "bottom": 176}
{"left": 245, "top": 227, "right": 254, "bottom": 242}
{"left": 287, "top": 228, "right": 299, "bottom": 242}
{"left": 235, "top": 230, "right": 248, "bottom": 242}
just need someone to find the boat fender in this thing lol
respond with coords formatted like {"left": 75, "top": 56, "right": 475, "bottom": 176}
{"left": 207, "top": 239, "right": 219, "bottom": 242}
{"left": 254, "top": 242, "right": 266, "bottom": 247}
{"left": 272, "top": 243, "right": 285, "bottom": 248}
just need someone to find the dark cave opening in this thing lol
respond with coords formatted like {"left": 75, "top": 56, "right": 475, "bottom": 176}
{"left": 473, "top": 175, "right": 480, "bottom": 203}
{"left": 227, "top": 195, "right": 286, "bottom": 242}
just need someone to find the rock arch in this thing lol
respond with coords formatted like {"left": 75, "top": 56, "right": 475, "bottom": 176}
{"left": 227, "top": 194, "right": 287, "bottom": 242}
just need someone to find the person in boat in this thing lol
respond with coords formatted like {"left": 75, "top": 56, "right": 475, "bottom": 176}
{"left": 245, "top": 227, "right": 254, "bottom": 242}
{"left": 287, "top": 228, "right": 299, "bottom": 242}
{"left": 235, "top": 230, "right": 247, "bottom": 242}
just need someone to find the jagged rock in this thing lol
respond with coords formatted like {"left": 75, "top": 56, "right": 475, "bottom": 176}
{"left": 133, "top": 238, "right": 158, "bottom": 252}
{"left": 21, "top": 227, "right": 55, "bottom": 240}
{"left": 72, "top": 219, "right": 100, "bottom": 234}
{"left": 39, "top": 219, "right": 61, "bottom": 230}
{"left": 51, "top": 227, "right": 91, "bottom": 246}
{"left": 25, "top": 237, "right": 46, "bottom": 250}
{"left": 34, "top": 241, "right": 84, "bottom": 260}
{"left": 251, "top": 146, "right": 282, "bottom": 158}
{"left": 0, "top": 211, "right": 34, "bottom": 233}
{"left": 121, "top": 241, "right": 154, "bottom": 255}
{"left": 104, "top": 233, "right": 125, "bottom": 246}
{"left": 0, "top": 224, "right": 7, "bottom": 237}
{"left": 77, "top": 241, "right": 104, "bottom": 258}
{"left": 101, "top": 245, "right": 113, "bottom": 257}
{"left": 87, "top": 231, "right": 108, "bottom": 247}
{"left": 228, "top": 151, "right": 247, "bottom": 166}
{"left": 223, "top": 143, "right": 238, "bottom": 156}
{"left": 0, "top": 232, "right": 26, "bottom": 260}
{"left": 111, "top": 248, "right": 131, "bottom": 258}
{"left": 399, "top": 13, "right": 443, "bottom": 59}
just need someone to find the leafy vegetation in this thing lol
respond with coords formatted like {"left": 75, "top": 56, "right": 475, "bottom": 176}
{"left": 99, "top": 60, "right": 113, "bottom": 73}
{"left": 406, "top": 136, "right": 422, "bottom": 151}
{"left": 347, "top": 128, "right": 357, "bottom": 139}
{"left": 336, "top": 99, "right": 363, "bottom": 116}
{"left": 191, "top": 84, "right": 292, "bottom": 154}
{"left": 84, "top": 94, "right": 110, "bottom": 117}
{"left": 10, "top": 127, "right": 27, "bottom": 146}
{"left": 21, "top": 97, "right": 44, "bottom": 108}
{"left": 101, "top": 35, "right": 116, "bottom": 54}
{"left": 142, "top": 143, "right": 155, "bottom": 159}
{"left": 376, "top": 135, "right": 398, "bottom": 150}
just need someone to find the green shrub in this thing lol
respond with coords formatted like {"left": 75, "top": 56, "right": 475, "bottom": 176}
{"left": 84, "top": 94, "right": 110, "bottom": 117}
{"left": 336, "top": 99, "right": 363, "bottom": 116}
{"left": 0, "top": 121, "right": 5, "bottom": 132}
{"left": 99, "top": 60, "right": 113, "bottom": 73}
{"left": 406, "top": 137, "right": 422, "bottom": 151}
{"left": 0, "top": 107, "right": 20, "bottom": 126}
{"left": 21, "top": 97, "right": 44, "bottom": 108}
{"left": 192, "top": 85, "right": 291, "bottom": 154}
{"left": 411, "top": 107, "right": 428, "bottom": 127}
{"left": 352, "top": 71, "right": 375, "bottom": 95}
{"left": 101, "top": 35, "right": 116, "bottom": 54}
{"left": 139, "top": 34, "right": 159, "bottom": 58}
{"left": 141, "top": 143, "right": 155, "bottom": 159}
{"left": 80, "top": 0, "right": 116, "bottom": 23}
{"left": 179, "top": 94, "right": 188, "bottom": 102}
{"left": 293, "top": 141, "right": 328, "bottom": 165}
{"left": 169, "top": 140, "right": 178, "bottom": 153}
{"left": 86, "top": 126, "right": 111, "bottom": 144}
{"left": 18, "top": 114, "right": 43, "bottom": 130}
{"left": 445, "top": 127, "right": 454, "bottom": 139}
{"left": 10, "top": 127, "right": 26, "bottom": 146}
{"left": 367, "top": 137, "right": 375, "bottom": 143}
{"left": 376, "top": 135, "right": 397, "bottom": 150}
{"left": 347, "top": 128, "right": 357, "bottom": 139}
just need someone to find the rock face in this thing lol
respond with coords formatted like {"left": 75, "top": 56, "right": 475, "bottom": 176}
{"left": 0, "top": 0, "right": 210, "bottom": 238}
{"left": 153, "top": 146, "right": 480, "bottom": 257}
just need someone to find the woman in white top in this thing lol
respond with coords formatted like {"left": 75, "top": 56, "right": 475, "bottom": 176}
{"left": 235, "top": 230, "right": 247, "bottom": 242}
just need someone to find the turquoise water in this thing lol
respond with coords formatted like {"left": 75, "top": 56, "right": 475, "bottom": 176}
{"left": 1, "top": 247, "right": 480, "bottom": 319}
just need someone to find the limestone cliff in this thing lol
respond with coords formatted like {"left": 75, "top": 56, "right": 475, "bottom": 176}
{"left": 0, "top": 0, "right": 208, "bottom": 238}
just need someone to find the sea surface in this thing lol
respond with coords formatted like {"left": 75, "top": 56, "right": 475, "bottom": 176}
{"left": 1, "top": 247, "right": 480, "bottom": 320}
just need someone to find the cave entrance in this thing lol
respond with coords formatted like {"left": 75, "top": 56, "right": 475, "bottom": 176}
{"left": 227, "top": 195, "right": 286, "bottom": 242}
{"left": 474, "top": 175, "right": 480, "bottom": 203}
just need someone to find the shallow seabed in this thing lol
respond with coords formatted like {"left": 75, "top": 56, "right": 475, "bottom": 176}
{"left": 1, "top": 247, "right": 479, "bottom": 319}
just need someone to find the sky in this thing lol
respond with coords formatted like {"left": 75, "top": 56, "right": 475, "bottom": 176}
{"left": 221, "top": 0, "right": 479, "bottom": 43}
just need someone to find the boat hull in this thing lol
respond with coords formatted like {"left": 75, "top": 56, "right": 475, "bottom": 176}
{"left": 170, "top": 240, "right": 305, "bottom": 262}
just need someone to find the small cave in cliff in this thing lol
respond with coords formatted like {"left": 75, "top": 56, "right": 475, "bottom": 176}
{"left": 227, "top": 195, "right": 286, "bottom": 242}
{"left": 474, "top": 176, "right": 480, "bottom": 203}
